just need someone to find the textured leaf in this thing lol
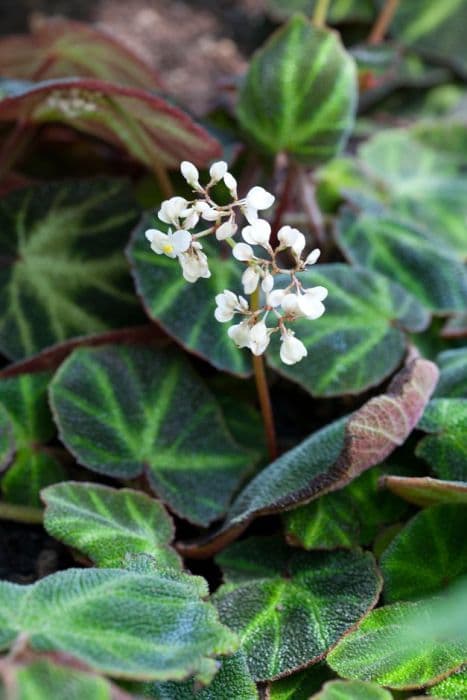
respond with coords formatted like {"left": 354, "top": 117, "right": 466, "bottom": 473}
{"left": 0, "top": 179, "right": 143, "bottom": 361}
{"left": 0, "top": 17, "right": 163, "bottom": 89}
{"left": 267, "top": 663, "right": 334, "bottom": 699}
{"left": 214, "top": 537, "right": 381, "bottom": 681}
{"left": 380, "top": 476, "right": 467, "bottom": 507}
{"left": 310, "top": 680, "right": 392, "bottom": 699}
{"left": 138, "top": 652, "right": 258, "bottom": 699}
{"left": 335, "top": 211, "right": 467, "bottom": 313}
{"left": 42, "top": 482, "right": 181, "bottom": 569}
{"left": 416, "top": 399, "right": 467, "bottom": 480}
{"left": 0, "top": 567, "right": 237, "bottom": 683}
{"left": 180, "top": 356, "right": 438, "bottom": 557}
{"left": 434, "top": 349, "right": 467, "bottom": 399}
{"left": 128, "top": 218, "right": 250, "bottom": 376}
{"left": 0, "top": 78, "right": 220, "bottom": 170}
{"left": 285, "top": 467, "right": 408, "bottom": 550}
{"left": 236, "top": 15, "right": 357, "bottom": 164}
{"left": 328, "top": 586, "right": 467, "bottom": 689}
{"left": 430, "top": 666, "right": 467, "bottom": 699}
{"left": 266, "top": 0, "right": 374, "bottom": 23}
{"left": 381, "top": 504, "right": 467, "bottom": 602}
{"left": 268, "top": 264, "right": 429, "bottom": 397}
{"left": 2, "top": 449, "right": 65, "bottom": 507}
{"left": 49, "top": 345, "right": 253, "bottom": 525}
{"left": 0, "top": 404, "right": 15, "bottom": 472}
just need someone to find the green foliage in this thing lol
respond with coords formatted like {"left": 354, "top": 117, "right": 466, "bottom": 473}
{"left": 237, "top": 15, "right": 357, "bottom": 164}
{"left": 310, "top": 680, "right": 393, "bottom": 699}
{"left": 416, "top": 399, "right": 467, "bottom": 480}
{"left": 42, "top": 482, "right": 181, "bottom": 569}
{"left": 380, "top": 476, "right": 467, "bottom": 507}
{"left": 430, "top": 666, "right": 467, "bottom": 699}
{"left": 0, "top": 404, "right": 14, "bottom": 472}
{"left": 214, "top": 537, "right": 381, "bottom": 681}
{"left": 434, "top": 349, "right": 467, "bottom": 398}
{"left": 49, "top": 345, "right": 254, "bottom": 525}
{"left": 381, "top": 505, "right": 467, "bottom": 602}
{"left": 267, "top": 664, "right": 334, "bottom": 699}
{"left": 266, "top": 0, "right": 374, "bottom": 23}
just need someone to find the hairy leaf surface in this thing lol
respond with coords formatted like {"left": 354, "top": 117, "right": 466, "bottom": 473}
{"left": 416, "top": 399, "right": 467, "bottom": 480}
{"left": 380, "top": 476, "right": 467, "bottom": 507}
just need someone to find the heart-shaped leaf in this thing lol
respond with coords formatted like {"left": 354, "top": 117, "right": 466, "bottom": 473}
{"left": 328, "top": 585, "right": 467, "bottom": 689}
{"left": 0, "top": 567, "right": 237, "bottom": 684}
{"left": 434, "top": 349, "right": 467, "bottom": 399}
{"left": 0, "top": 17, "right": 163, "bottom": 90}
{"left": 49, "top": 344, "right": 254, "bottom": 525}
{"left": 381, "top": 504, "right": 467, "bottom": 602}
{"left": 214, "top": 537, "right": 381, "bottom": 681}
{"left": 335, "top": 211, "right": 467, "bottom": 313}
{"left": 268, "top": 264, "right": 429, "bottom": 397}
{"left": 179, "top": 356, "right": 438, "bottom": 557}
{"left": 128, "top": 218, "right": 251, "bottom": 376}
{"left": 0, "top": 179, "right": 144, "bottom": 361}
{"left": 42, "top": 482, "right": 181, "bottom": 569}
{"left": 430, "top": 666, "right": 467, "bottom": 699}
{"left": 310, "top": 680, "right": 393, "bottom": 699}
{"left": 236, "top": 15, "right": 357, "bottom": 164}
{"left": 416, "top": 399, "right": 467, "bottom": 481}
{"left": 0, "top": 78, "right": 220, "bottom": 170}
{"left": 380, "top": 476, "right": 467, "bottom": 507}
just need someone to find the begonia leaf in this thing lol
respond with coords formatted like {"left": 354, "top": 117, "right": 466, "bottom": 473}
{"left": 236, "top": 15, "right": 357, "bottom": 165}
{"left": 310, "top": 680, "right": 393, "bottom": 699}
{"left": 214, "top": 537, "right": 381, "bottom": 681}
{"left": 434, "top": 349, "right": 467, "bottom": 399}
{"left": 0, "top": 405, "right": 15, "bottom": 472}
{"left": 49, "top": 345, "right": 254, "bottom": 525}
{"left": 416, "top": 399, "right": 467, "bottom": 481}
{"left": 380, "top": 476, "right": 467, "bottom": 508}
{"left": 430, "top": 666, "right": 467, "bottom": 699}
{"left": 266, "top": 663, "right": 334, "bottom": 699}
{"left": 42, "top": 482, "right": 181, "bottom": 569}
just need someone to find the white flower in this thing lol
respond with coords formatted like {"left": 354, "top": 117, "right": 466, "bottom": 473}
{"left": 305, "top": 248, "right": 321, "bottom": 266}
{"left": 242, "top": 266, "right": 260, "bottom": 294}
{"left": 277, "top": 225, "right": 306, "bottom": 257}
{"left": 223, "top": 172, "right": 238, "bottom": 198}
{"left": 242, "top": 219, "right": 271, "bottom": 248}
{"left": 158, "top": 197, "right": 189, "bottom": 226}
{"left": 179, "top": 242, "right": 210, "bottom": 283}
{"left": 214, "top": 290, "right": 248, "bottom": 322}
{"left": 216, "top": 218, "right": 237, "bottom": 241}
{"left": 210, "top": 161, "right": 228, "bottom": 182}
{"left": 181, "top": 207, "right": 199, "bottom": 230}
{"left": 268, "top": 289, "right": 286, "bottom": 307}
{"left": 228, "top": 320, "right": 251, "bottom": 348}
{"left": 281, "top": 293, "right": 302, "bottom": 316}
{"left": 280, "top": 331, "right": 308, "bottom": 365}
{"left": 262, "top": 273, "right": 274, "bottom": 293}
{"left": 145, "top": 228, "right": 191, "bottom": 258}
{"left": 248, "top": 320, "right": 270, "bottom": 355}
{"left": 281, "top": 288, "right": 327, "bottom": 319}
{"left": 233, "top": 242, "right": 254, "bottom": 261}
{"left": 243, "top": 186, "right": 275, "bottom": 224}
{"left": 195, "top": 201, "right": 219, "bottom": 222}
{"left": 181, "top": 161, "right": 201, "bottom": 190}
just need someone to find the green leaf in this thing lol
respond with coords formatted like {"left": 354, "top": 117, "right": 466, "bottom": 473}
{"left": 2, "top": 449, "right": 65, "bottom": 507}
{"left": 327, "top": 585, "right": 467, "bottom": 689}
{"left": 268, "top": 264, "right": 429, "bottom": 397}
{"left": 236, "top": 15, "right": 357, "bottom": 164}
{"left": 42, "top": 481, "right": 181, "bottom": 569}
{"left": 434, "top": 349, "right": 467, "bottom": 398}
{"left": 0, "top": 404, "right": 15, "bottom": 472}
{"left": 381, "top": 504, "right": 467, "bottom": 602}
{"left": 0, "top": 567, "right": 237, "bottom": 683}
{"left": 49, "top": 345, "right": 253, "bottom": 526}
{"left": 0, "top": 179, "right": 143, "bottom": 360}
{"left": 0, "top": 79, "right": 221, "bottom": 170}
{"left": 380, "top": 476, "right": 467, "bottom": 508}
{"left": 430, "top": 666, "right": 467, "bottom": 699}
{"left": 214, "top": 538, "right": 381, "bottom": 681}
{"left": 310, "top": 680, "right": 393, "bottom": 699}
{"left": 138, "top": 652, "right": 258, "bottom": 699}
{"left": 180, "top": 357, "right": 438, "bottom": 557}
{"left": 285, "top": 467, "right": 408, "bottom": 550}
{"left": 267, "top": 663, "right": 334, "bottom": 699}
{"left": 335, "top": 211, "right": 467, "bottom": 313}
{"left": 416, "top": 399, "right": 467, "bottom": 480}
{"left": 128, "top": 218, "right": 250, "bottom": 376}
{"left": 266, "top": 0, "right": 374, "bottom": 23}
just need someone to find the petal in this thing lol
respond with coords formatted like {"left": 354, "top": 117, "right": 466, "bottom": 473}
{"left": 305, "top": 248, "right": 321, "bottom": 265}
{"left": 233, "top": 243, "right": 254, "bottom": 261}
{"left": 209, "top": 161, "right": 228, "bottom": 181}
{"left": 246, "top": 186, "right": 275, "bottom": 210}
{"left": 172, "top": 229, "right": 192, "bottom": 253}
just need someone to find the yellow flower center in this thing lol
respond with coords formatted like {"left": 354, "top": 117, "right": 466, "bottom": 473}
{"left": 163, "top": 243, "right": 174, "bottom": 254}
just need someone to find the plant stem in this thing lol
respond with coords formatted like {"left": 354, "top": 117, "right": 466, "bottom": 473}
{"left": 250, "top": 287, "right": 278, "bottom": 461}
{"left": 153, "top": 159, "right": 174, "bottom": 199}
{"left": 0, "top": 502, "right": 43, "bottom": 524}
{"left": 368, "top": 0, "right": 400, "bottom": 44}
{"left": 312, "top": 0, "right": 332, "bottom": 27}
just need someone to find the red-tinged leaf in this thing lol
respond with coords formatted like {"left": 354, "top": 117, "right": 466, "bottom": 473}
{"left": 0, "top": 18, "right": 163, "bottom": 90}
{"left": 380, "top": 476, "right": 467, "bottom": 507}
{"left": 0, "top": 78, "right": 221, "bottom": 169}
{"left": 179, "top": 356, "right": 439, "bottom": 558}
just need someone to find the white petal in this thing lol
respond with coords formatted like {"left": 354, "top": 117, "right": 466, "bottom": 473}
{"left": 233, "top": 242, "right": 254, "bottom": 261}
{"left": 305, "top": 248, "right": 321, "bottom": 265}
{"left": 223, "top": 172, "right": 238, "bottom": 197}
{"left": 180, "top": 161, "right": 200, "bottom": 188}
{"left": 268, "top": 289, "right": 286, "bottom": 307}
{"left": 209, "top": 161, "right": 228, "bottom": 182}
{"left": 303, "top": 285, "right": 328, "bottom": 302}
{"left": 277, "top": 225, "right": 298, "bottom": 248}
{"left": 171, "top": 229, "right": 192, "bottom": 254}
{"left": 148, "top": 230, "right": 171, "bottom": 256}
{"left": 243, "top": 203, "right": 258, "bottom": 225}
{"left": 200, "top": 205, "right": 219, "bottom": 222}
{"left": 281, "top": 293, "right": 301, "bottom": 315}
{"left": 216, "top": 219, "right": 237, "bottom": 240}
{"left": 242, "top": 219, "right": 271, "bottom": 247}
{"left": 215, "top": 307, "right": 234, "bottom": 323}
{"left": 158, "top": 196, "right": 189, "bottom": 225}
{"left": 248, "top": 321, "right": 270, "bottom": 356}
{"left": 280, "top": 332, "right": 308, "bottom": 365}
{"left": 228, "top": 321, "right": 251, "bottom": 348}
{"left": 242, "top": 267, "right": 260, "bottom": 294}
{"left": 144, "top": 228, "right": 158, "bottom": 243}
{"left": 291, "top": 232, "right": 306, "bottom": 256}
{"left": 300, "top": 297, "right": 325, "bottom": 320}
{"left": 246, "top": 186, "right": 275, "bottom": 211}
{"left": 262, "top": 273, "right": 274, "bottom": 293}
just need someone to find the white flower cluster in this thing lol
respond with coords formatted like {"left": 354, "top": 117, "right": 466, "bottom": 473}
{"left": 145, "top": 161, "right": 327, "bottom": 365}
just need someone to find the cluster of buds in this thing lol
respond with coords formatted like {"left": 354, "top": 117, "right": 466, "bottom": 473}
{"left": 145, "top": 161, "right": 327, "bottom": 365}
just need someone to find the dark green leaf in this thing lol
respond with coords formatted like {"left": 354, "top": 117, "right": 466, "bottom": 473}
{"left": 236, "top": 15, "right": 357, "bottom": 164}
{"left": 310, "top": 680, "right": 393, "bottom": 699}
{"left": 0, "top": 567, "right": 237, "bottom": 683}
{"left": 416, "top": 399, "right": 467, "bottom": 480}
{"left": 0, "top": 404, "right": 15, "bottom": 472}
{"left": 49, "top": 345, "right": 254, "bottom": 525}
{"left": 267, "top": 663, "right": 334, "bottom": 699}
{"left": 0, "top": 179, "right": 143, "bottom": 360}
{"left": 42, "top": 482, "right": 181, "bottom": 569}
{"left": 381, "top": 504, "right": 467, "bottom": 602}
{"left": 434, "top": 349, "right": 467, "bottom": 399}
{"left": 380, "top": 476, "right": 467, "bottom": 508}
{"left": 2, "top": 449, "right": 65, "bottom": 507}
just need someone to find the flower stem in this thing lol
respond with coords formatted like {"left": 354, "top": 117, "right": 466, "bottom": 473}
{"left": 250, "top": 287, "right": 278, "bottom": 461}
{"left": 368, "top": 0, "right": 400, "bottom": 44}
{"left": 0, "top": 501, "right": 43, "bottom": 524}
{"left": 312, "top": 0, "right": 332, "bottom": 27}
